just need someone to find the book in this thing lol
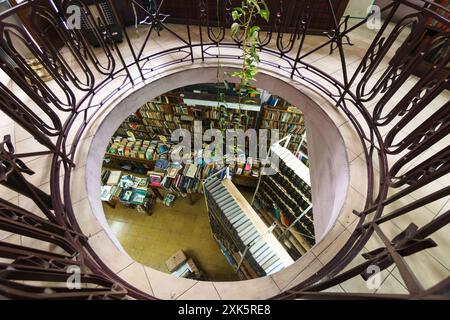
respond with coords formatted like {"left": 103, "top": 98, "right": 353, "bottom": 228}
{"left": 100, "top": 186, "right": 114, "bottom": 201}
{"left": 163, "top": 193, "right": 176, "bottom": 206}
{"left": 130, "top": 189, "right": 147, "bottom": 204}
{"left": 148, "top": 171, "right": 164, "bottom": 187}
{"left": 126, "top": 131, "right": 136, "bottom": 141}
{"left": 122, "top": 190, "right": 133, "bottom": 201}
{"left": 167, "top": 163, "right": 182, "bottom": 178}
{"left": 185, "top": 164, "right": 198, "bottom": 178}
{"left": 106, "top": 171, "right": 122, "bottom": 186}
{"left": 101, "top": 169, "right": 111, "bottom": 185}
{"left": 158, "top": 145, "right": 169, "bottom": 154}
{"left": 155, "top": 159, "right": 169, "bottom": 171}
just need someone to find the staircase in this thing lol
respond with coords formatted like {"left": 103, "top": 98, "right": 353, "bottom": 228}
{"left": 203, "top": 172, "right": 293, "bottom": 277}
{"left": 270, "top": 143, "right": 311, "bottom": 186}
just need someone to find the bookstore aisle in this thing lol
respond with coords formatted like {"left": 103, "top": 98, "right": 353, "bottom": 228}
{"left": 102, "top": 189, "right": 240, "bottom": 281}
{"left": 100, "top": 83, "right": 315, "bottom": 281}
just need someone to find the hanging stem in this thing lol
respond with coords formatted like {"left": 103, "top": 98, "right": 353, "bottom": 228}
{"left": 215, "top": 0, "right": 228, "bottom": 130}
{"left": 230, "top": 0, "right": 270, "bottom": 104}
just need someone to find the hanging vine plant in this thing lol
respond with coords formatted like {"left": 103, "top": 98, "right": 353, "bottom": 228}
{"left": 230, "top": 0, "right": 269, "bottom": 98}
{"left": 215, "top": 0, "right": 270, "bottom": 130}
{"left": 214, "top": 0, "right": 230, "bottom": 131}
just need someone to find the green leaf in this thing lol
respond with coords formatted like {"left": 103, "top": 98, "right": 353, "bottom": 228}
{"left": 234, "top": 7, "right": 245, "bottom": 15}
{"left": 230, "top": 22, "right": 240, "bottom": 37}
{"left": 260, "top": 9, "right": 270, "bottom": 22}
{"left": 249, "top": 26, "right": 260, "bottom": 36}
{"left": 251, "top": 0, "right": 261, "bottom": 13}
{"left": 260, "top": 0, "right": 269, "bottom": 13}
{"left": 232, "top": 10, "right": 242, "bottom": 21}
{"left": 231, "top": 71, "right": 242, "bottom": 78}
{"left": 248, "top": 26, "right": 260, "bottom": 42}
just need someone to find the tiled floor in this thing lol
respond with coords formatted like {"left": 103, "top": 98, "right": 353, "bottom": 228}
{"left": 0, "top": 16, "right": 448, "bottom": 298}
{"left": 103, "top": 183, "right": 256, "bottom": 282}
{"left": 104, "top": 188, "right": 239, "bottom": 281}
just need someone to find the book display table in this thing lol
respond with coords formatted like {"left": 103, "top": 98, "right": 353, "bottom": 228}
{"left": 101, "top": 172, "right": 158, "bottom": 214}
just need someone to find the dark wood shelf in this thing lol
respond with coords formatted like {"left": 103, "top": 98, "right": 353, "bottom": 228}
{"left": 232, "top": 174, "right": 258, "bottom": 188}
{"left": 104, "top": 153, "right": 156, "bottom": 171}
{"left": 158, "top": 0, "right": 350, "bottom": 34}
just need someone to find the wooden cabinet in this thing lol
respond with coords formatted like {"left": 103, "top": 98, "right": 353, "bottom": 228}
{"left": 8, "top": 0, "right": 350, "bottom": 34}
{"left": 49, "top": 0, "right": 350, "bottom": 33}
{"left": 159, "top": 0, "right": 349, "bottom": 34}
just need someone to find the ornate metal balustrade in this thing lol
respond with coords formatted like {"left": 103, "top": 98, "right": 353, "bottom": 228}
{"left": 0, "top": 0, "right": 448, "bottom": 299}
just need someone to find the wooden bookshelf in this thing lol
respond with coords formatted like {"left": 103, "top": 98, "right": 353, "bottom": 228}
{"left": 104, "top": 153, "right": 156, "bottom": 170}
{"left": 115, "top": 90, "right": 262, "bottom": 142}
{"left": 256, "top": 205, "right": 310, "bottom": 257}
{"left": 253, "top": 151, "right": 315, "bottom": 250}
{"left": 110, "top": 87, "right": 311, "bottom": 185}
{"left": 231, "top": 174, "right": 259, "bottom": 188}
{"left": 259, "top": 105, "right": 308, "bottom": 157}
{"left": 205, "top": 178, "right": 294, "bottom": 279}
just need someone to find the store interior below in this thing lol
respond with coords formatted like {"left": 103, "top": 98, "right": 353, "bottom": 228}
{"left": 101, "top": 83, "right": 315, "bottom": 281}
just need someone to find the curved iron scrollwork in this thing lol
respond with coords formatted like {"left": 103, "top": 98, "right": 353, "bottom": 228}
{"left": 275, "top": 0, "right": 312, "bottom": 55}
{"left": 0, "top": 0, "right": 448, "bottom": 299}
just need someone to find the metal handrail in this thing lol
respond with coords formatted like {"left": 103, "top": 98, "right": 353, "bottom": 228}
{"left": 0, "top": 0, "right": 448, "bottom": 299}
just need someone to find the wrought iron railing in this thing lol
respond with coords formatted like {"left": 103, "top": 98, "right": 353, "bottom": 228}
{"left": 0, "top": 0, "right": 448, "bottom": 299}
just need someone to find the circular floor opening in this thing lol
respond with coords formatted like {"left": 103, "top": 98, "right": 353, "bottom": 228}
{"left": 86, "top": 67, "right": 349, "bottom": 290}
{"left": 100, "top": 82, "right": 314, "bottom": 281}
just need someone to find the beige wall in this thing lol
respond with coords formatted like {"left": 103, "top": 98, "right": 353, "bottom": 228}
{"left": 305, "top": 115, "right": 349, "bottom": 240}
{"left": 86, "top": 66, "right": 349, "bottom": 250}
{"left": 375, "top": 0, "right": 422, "bottom": 21}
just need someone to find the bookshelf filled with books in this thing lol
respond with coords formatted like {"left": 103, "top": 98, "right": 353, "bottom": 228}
{"left": 104, "top": 134, "right": 263, "bottom": 193}
{"left": 106, "top": 84, "right": 313, "bottom": 193}
{"left": 204, "top": 176, "right": 294, "bottom": 280}
{"left": 207, "top": 211, "right": 263, "bottom": 280}
{"left": 259, "top": 104, "right": 308, "bottom": 162}
{"left": 115, "top": 90, "right": 261, "bottom": 141}
{"left": 252, "top": 143, "right": 315, "bottom": 256}
{"left": 112, "top": 82, "right": 310, "bottom": 154}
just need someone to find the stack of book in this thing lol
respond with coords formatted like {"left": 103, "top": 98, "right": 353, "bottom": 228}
{"left": 114, "top": 89, "right": 261, "bottom": 144}
{"left": 154, "top": 159, "right": 226, "bottom": 196}
{"left": 105, "top": 135, "right": 265, "bottom": 186}
{"left": 106, "top": 137, "right": 177, "bottom": 161}
{"left": 165, "top": 163, "right": 203, "bottom": 195}
{"left": 101, "top": 169, "right": 111, "bottom": 185}
{"left": 148, "top": 171, "right": 164, "bottom": 187}
{"left": 228, "top": 158, "right": 261, "bottom": 178}
{"left": 260, "top": 103, "right": 307, "bottom": 156}
{"left": 160, "top": 162, "right": 183, "bottom": 189}
{"left": 106, "top": 170, "right": 122, "bottom": 186}
{"left": 100, "top": 185, "right": 120, "bottom": 201}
